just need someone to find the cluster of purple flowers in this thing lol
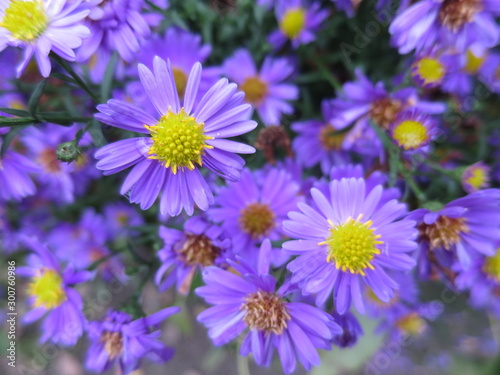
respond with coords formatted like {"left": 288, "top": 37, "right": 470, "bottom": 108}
{"left": 1, "top": 0, "right": 500, "bottom": 373}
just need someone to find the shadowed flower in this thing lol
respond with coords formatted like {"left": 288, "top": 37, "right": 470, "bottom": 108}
{"left": 282, "top": 177, "right": 417, "bottom": 314}
{"left": 94, "top": 57, "right": 257, "bottom": 216}
{"left": 196, "top": 240, "right": 342, "bottom": 374}
{"left": 85, "top": 307, "right": 180, "bottom": 373}
{"left": 17, "top": 236, "right": 93, "bottom": 346}
{"left": 223, "top": 49, "right": 298, "bottom": 126}
{"left": 0, "top": 0, "right": 90, "bottom": 77}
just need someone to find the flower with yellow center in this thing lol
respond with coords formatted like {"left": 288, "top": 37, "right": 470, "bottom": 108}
{"left": 280, "top": 7, "right": 306, "bottom": 39}
{"left": 391, "top": 118, "right": 431, "bottom": 150}
{"left": 483, "top": 249, "right": 500, "bottom": 282}
{"left": 395, "top": 312, "right": 426, "bottom": 335}
{"left": 239, "top": 202, "right": 276, "bottom": 238}
{"left": 464, "top": 49, "right": 486, "bottom": 74}
{"left": 145, "top": 108, "right": 214, "bottom": 175}
{"left": 319, "top": 124, "right": 346, "bottom": 150}
{"left": 319, "top": 216, "right": 383, "bottom": 276}
{"left": 412, "top": 56, "right": 446, "bottom": 86}
{"left": 0, "top": 0, "right": 48, "bottom": 42}
{"left": 240, "top": 76, "right": 268, "bottom": 106}
{"left": 27, "top": 269, "right": 66, "bottom": 309}
{"left": 461, "top": 162, "right": 490, "bottom": 193}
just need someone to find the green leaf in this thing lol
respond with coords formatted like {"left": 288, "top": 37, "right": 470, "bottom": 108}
{"left": 51, "top": 72, "right": 78, "bottom": 85}
{"left": 0, "top": 116, "right": 35, "bottom": 126}
{"left": 38, "top": 112, "right": 90, "bottom": 125}
{"left": 0, "top": 108, "right": 30, "bottom": 117}
{"left": 28, "top": 78, "right": 47, "bottom": 117}
{"left": 87, "top": 119, "right": 107, "bottom": 147}
{"left": 100, "top": 52, "right": 118, "bottom": 102}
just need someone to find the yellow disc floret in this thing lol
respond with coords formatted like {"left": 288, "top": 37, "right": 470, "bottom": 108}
{"left": 172, "top": 67, "right": 188, "bottom": 98}
{"left": 145, "top": 108, "right": 213, "bottom": 174}
{"left": 27, "top": 269, "right": 66, "bottom": 309}
{"left": 320, "top": 216, "right": 383, "bottom": 275}
{"left": 464, "top": 49, "right": 485, "bottom": 74}
{"left": 392, "top": 120, "right": 429, "bottom": 150}
{"left": 412, "top": 57, "right": 445, "bottom": 86}
{"left": 1, "top": 0, "right": 48, "bottom": 42}
{"left": 483, "top": 249, "right": 500, "bottom": 282}
{"left": 239, "top": 202, "right": 275, "bottom": 238}
{"left": 240, "top": 76, "right": 268, "bottom": 106}
{"left": 280, "top": 7, "right": 306, "bottom": 39}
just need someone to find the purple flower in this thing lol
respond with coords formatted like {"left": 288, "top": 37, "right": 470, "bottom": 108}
{"left": 223, "top": 49, "right": 298, "bottom": 126}
{"left": 127, "top": 26, "right": 220, "bottom": 108}
{"left": 0, "top": 0, "right": 90, "bottom": 77}
{"left": 269, "top": 0, "right": 329, "bottom": 50}
{"left": 390, "top": 111, "right": 437, "bottom": 151}
{"left": 17, "top": 236, "right": 93, "bottom": 346}
{"left": 389, "top": 0, "right": 500, "bottom": 54}
{"left": 94, "top": 57, "right": 257, "bottom": 216}
{"left": 77, "top": 0, "right": 163, "bottom": 63}
{"left": 0, "top": 137, "right": 39, "bottom": 201}
{"left": 85, "top": 306, "right": 180, "bottom": 373}
{"left": 411, "top": 53, "right": 448, "bottom": 88}
{"left": 103, "top": 202, "right": 144, "bottom": 240}
{"left": 155, "top": 215, "right": 231, "bottom": 294}
{"left": 208, "top": 168, "right": 302, "bottom": 254}
{"left": 408, "top": 189, "right": 500, "bottom": 270}
{"left": 330, "top": 311, "right": 363, "bottom": 348}
{"left": 461, "top": 161, "right": 491, "bottom": 193}
{"left": 282, "top": 177, "right": 417, "bottom": 314}
{"left": 196, "top": 240, "right": 342, "bottom": 374}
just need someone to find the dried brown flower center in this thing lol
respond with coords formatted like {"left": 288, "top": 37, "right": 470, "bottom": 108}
{"left": 242, "top": 291, "right": 291, "bottom": 334}
{"left": 418, "top": 216, "right": 469, "bottom": 251}
{"left": 38, "top": 148, "right": 61, "bottom": 173}
{"left": 439, "top": 0, "right": 482, "bottom": 32}
{"left": 319, "top": 124, "right": 346, "bottom": 150}
{"left": 369, "top": 98, "right": 403, "bottom": 129}
{"left": 177, "top": 233, "right": 221, "bottom": 266}
{"left": 101, "top": 331, "right": 123, "bottom": 359}
{"left": 239, "top": 202, "right": 275, "bottom": 238}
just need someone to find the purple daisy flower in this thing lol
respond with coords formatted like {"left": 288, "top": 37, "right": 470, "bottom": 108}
{"left": 208, "top": 167, "right": 302, "bottom": 254}
{"left": 455, "top": 247, "right": 500, "bottom": 316}
{"left": 127, "top": 26, "right": 220, "bottom": 108}
{"left": 223, "top": 49, "right": 298, "bottom": 126}
{"left": 461, "top": 161, "right": 491, "bottom": 193}
{"left": 103, "top": 202, "right": 144, "bottom": 240}
{"left": 155, "top": 215, "right": 231, "bottom": 295}
{"left": 408, "top": 189, "right": 500, "bottom": 270}
{"left": 269, "top": 0, "right": 329, "bottom": 50}
{"left": 17, "top": 236, "right": 93, "bottom": 346}
{"left": 77, "top": 0, "right": 165, "bottom": 63}
{"left": 282, "top": 177, "right": 417, "bottom": 314}
{"left": 411, "top": 53, "right": 448, "bottom": 88}
{"left": 0, "top": 0, "right": 90, "bottom": 77}
{"left": 85, "top": 306, "right": 180, "bottom": 373}
{"left": 196, "top": 240, "right": 342, "bottom": 374}
{"left": 0, "top": 136, "right": 39, "bottom": 202}
{"left": 94, "top": 57, "right": 257, "bottom": 216}
{"left": 330, "top": 311, "right": 363, "bottom": 348}
{"left": 390, "top": 110, "right": 437, "bottom": 151}
{"left": 389, "top": 0, "right": 500, "bottom": 54}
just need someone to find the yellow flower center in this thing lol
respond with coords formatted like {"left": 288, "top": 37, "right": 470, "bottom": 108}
{"left": 172, "top": 67, "right": 188, "bottom": 99}
{"left": 483, "top": 249, "right": 500, "bottom": 282}
{"left": 145, "top": 108, "right": 213, "bottom": 174}
{"left": 280, "top": 7, "right": 306, "bottom": 39}
{"left": 240, "top": 76, "right": 268, "bottom": 106}
{"left": 242, "top": 290, "right": 291, "bottom": 334}
{"left": 239, "top": 202, "right": 275, "bottom": 238}
{"left": 320, "top": 216, "right": 383, "bottom": 276}
{"left": 464, "top": 49, "right": 485, "bottom": 74}
{"left": 1, "top": 0, "right": 48, "bottom": 42}
{"left": 463, "top": 165, "right": 488, "bottom": 191}
{"left": 412, "top": 57, "right": 445, "bottom": 85}
{"left": 319, "top": 124, "right": 346, "bottom": 150}
{"left": 392, "top": 120, "right": 429, "bottom": 150}
{"left": 27, "top": 269, "right": 66, "bottom": 309}
{"left": 396, "top": 312, "right": 425, "bottom": 335}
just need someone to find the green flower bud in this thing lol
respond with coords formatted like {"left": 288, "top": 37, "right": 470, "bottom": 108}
{"left": 56, "top": 140, "right": 79, "bottom": 163}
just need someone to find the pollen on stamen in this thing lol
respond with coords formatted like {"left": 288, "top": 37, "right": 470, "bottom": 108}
{"left": 27, "top": 269, "right": 67, "bottom": 309}
{"left": 241, "top": 290, "right": 291, "bottom": 335}
{"left": 411, "top": 56, "right": 446, "bottom": 87}
{"left": 1, "top": 0, "right": 48, "bottom": 42}
{"left": 280, "top": 7, "right": 306, "bottom": 39}
{"left": 391, "top": 119, "right": 430, "bottom": 150}
{"left": 145, "top": 108, "right": 213, "bottom": 174}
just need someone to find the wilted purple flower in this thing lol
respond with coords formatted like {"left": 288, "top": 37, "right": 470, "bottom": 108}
{"left": 223, "top": 49, "right": 298, "bottom": 126}
{"left": 283, "top": 177, "right": 417, "bottom": 314}
{"left": 94, "top": 57, "right": 257, "bottom": 216}
{"left": 389, "top": 0, "right": 500, "bottom": 54}
{"left": 196, "top": 240, "right": 342, "bottom": 374}
{"left": 330, "top": 311, "right": 363, "bottom": 348}
{"left": 269, "top": 0, "right": 328, "bottom": 50}
{"left": 408, "top": 189, "right": 500, "bottom": 270}
{"left": 155, "top": 215, "right": 231, "bottom": 294}
{"left": 17, "top": 236, "right": 93, "bottom": 346}
{"left": 0, "top": 0, "right": 90, "bottom": 77}
{"left": 85, "top": 306, "right": 179, "bottom": 373}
